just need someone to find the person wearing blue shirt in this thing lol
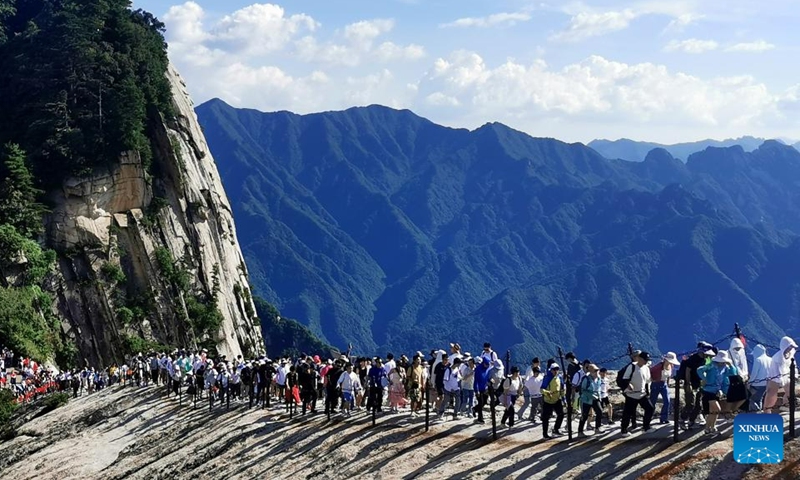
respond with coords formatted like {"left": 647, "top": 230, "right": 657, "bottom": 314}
{"left": 697, "top": 350, "right": 743, "bottom": 437}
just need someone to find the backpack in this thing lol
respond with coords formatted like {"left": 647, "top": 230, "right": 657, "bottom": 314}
{"left": 616, "top": 363, "right": 633, "bottom": 390}
{"left": 496, "top": 376, "right": 508, "bottom": 395}
{"left": 574, "top": 371, "right": 585, "bottom": 394}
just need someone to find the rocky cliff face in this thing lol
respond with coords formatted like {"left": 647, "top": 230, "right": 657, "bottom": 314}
{"left": 43, "top": 65, "right": 264, "bottom": 367}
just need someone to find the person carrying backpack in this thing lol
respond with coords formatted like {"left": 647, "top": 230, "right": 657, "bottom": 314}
{"left": 620, "top": 352, "right": 655, "bottom": 436}
{"left": 678, "top": 342, "right": 715, "bottom": 429}
{"left": 578, "top": 364, "right": 604, "bottom": 436}
{"left": 439, "top": 358, "right": 463, "bottom": 420}
{"left": 541, "top": 363, "right": 565, "bottom": 439}
{"left": 500, "top": 366, "right": 523, "bottom": 428}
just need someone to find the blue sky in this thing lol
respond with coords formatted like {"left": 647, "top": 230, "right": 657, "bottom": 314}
{"left": 134, "top": 0, "right": 800, "bottom": 143}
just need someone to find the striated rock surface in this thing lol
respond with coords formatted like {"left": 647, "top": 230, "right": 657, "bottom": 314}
{"left": 43, "top": 65, "right": 264, "bottom": 366}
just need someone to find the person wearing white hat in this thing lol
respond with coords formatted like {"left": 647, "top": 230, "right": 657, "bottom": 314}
{"left": 764, "top": 336, "right": 799, "bottom": 413}
{"left": 697, "top": 350, "right": 745, "bottom": 436}
{"left": 649, "top": 352, "right": 680, "bottom": 425}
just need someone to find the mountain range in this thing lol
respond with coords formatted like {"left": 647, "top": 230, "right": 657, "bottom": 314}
{"left": 588, "top": 136, "right": 800, "bottom": 163}
{"left": 197, "top": 99, "right": 800, "bottom": 365}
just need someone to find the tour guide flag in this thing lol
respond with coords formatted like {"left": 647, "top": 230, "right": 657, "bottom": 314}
{"left": 734, "top": 413, "right": 784, "bottom": 464}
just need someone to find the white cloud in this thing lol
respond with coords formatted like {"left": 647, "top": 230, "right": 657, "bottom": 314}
{"left": 726, "top": 40, "right": 776, "bottom": 52}
{"left": 440, "top": 12, "right": 532, "bottom": 28}
{"left": 419, "top": 51, "right": 784, "bottom": 130}
{"left": 663, "top": 13, "right": 704, "bottom": 33}
{"left": 344, "top": 19, "right": 395, "bottom": 44}
{"left": 294, "top": 19, "right": 424, "bottom": 66}
{"left": 165, "top": 2, "right": 317, "bottom": 61}
{"left": 664, "top": 38, "right": 719, "bottom": 53}
{"left": 550, "top": 9, "right": 638, "bottom": 42}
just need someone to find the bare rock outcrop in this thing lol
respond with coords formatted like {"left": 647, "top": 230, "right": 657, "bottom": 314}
{"left": 44, "top": 65, "right": 264, "bottom": 366}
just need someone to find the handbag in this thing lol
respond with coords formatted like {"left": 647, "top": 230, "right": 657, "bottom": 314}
{"left": 726, "top": 374, "right": 747, "bottom": 403}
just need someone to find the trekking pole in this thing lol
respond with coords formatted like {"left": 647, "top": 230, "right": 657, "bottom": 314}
{"left": 674, "top": 377, "right": 680, "bottom": 444}
{"left": 425, "top": 383, "right": 430, "bottom": 432}
{"left": 734, "top": 322, "right": 742, "bottom": 340}
{"left": 372, "top": 392, "right": 377, "bottom": 426}
{"left": 627, "top": 343, "right": 633, "bottom": 357}
{"left": 791, "top": 358, "right": 796, "bottom": 439}
{"left": 505, "top": 350, "right": 511, "bottom": 373}
{"left": 489, "top": 384, "right": 497, "bottom": 441}
{"left": 227, "top": 387, "right": 230, "bottom": 411}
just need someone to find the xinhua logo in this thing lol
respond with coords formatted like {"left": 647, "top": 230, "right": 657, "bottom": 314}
{"left": 734, "top": 414, "right": 783, "bottom": 464}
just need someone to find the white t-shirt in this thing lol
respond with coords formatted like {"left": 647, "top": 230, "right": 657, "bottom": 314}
{"left": 383, "top": 360, "right": 396, "bottom": 376}
{"left": 599, "top": 377, "right": 609, "bottom": 398}
{"left": 524, "top": 374, "right": 543, "bottom": 396}
{"left": 444, "top": 366, "right": 461, "bottom": 392}
{"left": 338, "top": 371, "right": 360, "bottom": 392}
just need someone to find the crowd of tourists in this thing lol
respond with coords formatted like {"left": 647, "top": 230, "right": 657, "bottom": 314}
{"left": 2, "top": 335, "right": 798, "bottom": 440}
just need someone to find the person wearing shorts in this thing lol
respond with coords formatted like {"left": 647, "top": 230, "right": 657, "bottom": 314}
{"left": 337, "top": 363, "right": 361, "bottom": 417}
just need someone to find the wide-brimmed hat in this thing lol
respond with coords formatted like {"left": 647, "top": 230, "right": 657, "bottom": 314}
{"left": 586, "top": 364, "right": 600, "bottom": 372}
{"left": 550, "top": 363, "right": 560, "bottom": 370}
{"left": 712, "top": 350, "right": 731, "bottom": 364}
{"left": 663, "top": 352, "right": 680, "bottom": 366}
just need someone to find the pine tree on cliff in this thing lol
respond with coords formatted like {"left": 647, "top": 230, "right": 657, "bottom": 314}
{"left": 0, "top": 143, "right": 46, "bottom": 238}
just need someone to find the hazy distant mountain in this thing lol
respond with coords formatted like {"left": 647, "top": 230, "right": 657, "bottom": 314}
{"left": 197, "top": 99, "right": 800, "bottom": 364}
{"left": 588, "top": 136, "right": 778, "bottom": 162}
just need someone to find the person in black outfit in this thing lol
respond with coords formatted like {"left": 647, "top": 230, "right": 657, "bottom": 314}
{"left": 299, "top": 362, "right": 318, "bottom": 414}
{"left": 325, "top": 361, "right": 343, "bottom": 416}
{"left": 263, "top": 360, "right": 276, "bottom": 408}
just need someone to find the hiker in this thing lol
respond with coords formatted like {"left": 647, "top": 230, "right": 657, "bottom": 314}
{"left": 649, "top": 352, "right": 680, "bottom": 425}
{"left": 368, "top": 357, "right": 387, "bottom": 413}
{"left": 541, "top": 363, "right": 565, "bottom": 439}
{"left": 473, "top": 358, "right": 491, "bottom": 424}
{"left": 698, "top": 350, "right": 746, "bottom": 436}
{"left": 748, "top": 344, "right": 772, "bottom": 412}
{"left": 276, "top": 360, "right": 288, "bottom": 404}
{"left": 431, "top": 350, "right": 447, "bottom": 410}
{"left": 388, "top": 362, "right": 406, "bottom": 414}
{"left": 598, "top": 368, "right": 613, "bottom": 424}
{"left": 519, "top": 365, "right": 543, "bottom": 423}
{"left": 406, "top": 356, "right": 425, "bottom": 417}
{"left": 499, "top": 366, "right": 523, "bottom": 428}
{"left": 679, "top": 342, "right": 715, "bottom": 429}
{"left": 730, "top": 337, "right": 749, "bottom": 381}
{"left": 764, "top": 336, "right": 798, "bottom": 413}
{"left": 620, "top": 351, "right": 655, "bottom": 436}
{"left": 299, "top": 363, "right": 318, "bottom": 414}
{"left": 448, "top": 343, "right": 463, "bottom": 364}
{"left": 439, "top": 358, "right": 462, "bottom": 420}
{"left": 337, "top": 363, "right": 360, "bottom": 417}
{"left": 324, "top": 360, "right": 343, "bottom": 416}
{"left": 459, "top": 356, "right": 476, "bottom": 418}
{"left": 578, "top": 364, "right": 604, "bottom": 436}
{"left": 480, "top": 343, "right": 504, "bottom": 402}
{"left": 572, "top": 359, "right": 594, "bottom": 429}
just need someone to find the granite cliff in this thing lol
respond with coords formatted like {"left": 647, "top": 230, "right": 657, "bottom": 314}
{"left": 43, "top": 66, "right": 264, "bottom": 366}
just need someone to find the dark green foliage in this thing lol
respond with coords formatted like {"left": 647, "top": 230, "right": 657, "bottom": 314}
{"left": 0, "top": 143, "right": 46, "bottom": 238}
{"left": 0, "top": 286, "right": 60, "bottom": 361}
{"left": 100, "top": 262, "right": 125, "bottom": 284}
{"left": 153, "top": 247, "right": 189, "bottom": 291}
{"left": 0, "top": 388, "right": 16, "bottom": 440}
{"left": 185, "top": 294, "right": 223, "bottom": 339}
{"left": 253, "top": 296, "right": 333, "bottom": 358}
{"left": 0, "top": 224, "right": 55, "bottom": 285}
{"left": 41, "top": 392, "right": 69, "bottom": 413}
{"left": 122, "top": 333, "right": 169, "bottom": 356}
{"left": 199, "top": 100, "right": 800, "bottom": 363}
{"left": 0, "top": 1, "right": 173, "bottom": 188}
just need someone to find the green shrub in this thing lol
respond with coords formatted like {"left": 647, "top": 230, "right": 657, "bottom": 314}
{"left": 100, "top": 262, "right": 126, "bottom": 284}
{"left": 41, "top": 392, "right": 69, "bottom": 413}
{"left": 122, "top": 334, "right": 170, "bottom": 356}
{"left": 0, "top": 286, "right": 60, "bottom": 360}
{"left": 154, "top": 247, "right": 189, "bottom": 291}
